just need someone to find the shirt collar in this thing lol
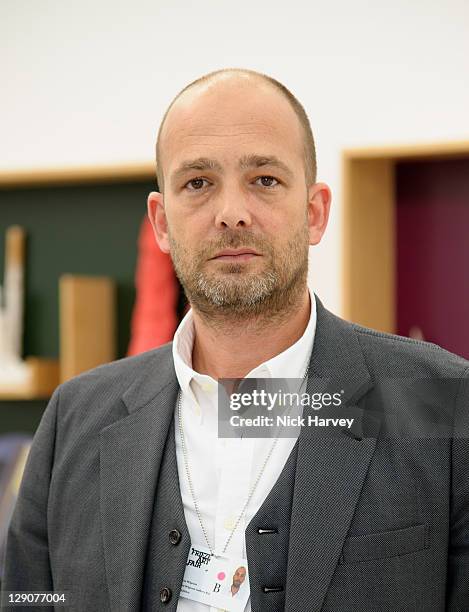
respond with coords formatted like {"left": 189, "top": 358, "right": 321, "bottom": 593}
{"left": 172, "top": 287, "right": 317, "bottom": 410}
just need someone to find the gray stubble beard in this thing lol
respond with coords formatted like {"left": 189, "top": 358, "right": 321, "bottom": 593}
{"left": 168, "top": 223, "right": 309, "bottom": 326}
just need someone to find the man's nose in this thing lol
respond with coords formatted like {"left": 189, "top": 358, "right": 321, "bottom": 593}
{"left": 214, "top": 187, "right": 253, "bottom": 229}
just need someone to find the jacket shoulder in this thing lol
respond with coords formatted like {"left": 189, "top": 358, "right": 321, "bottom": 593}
{"left": 58, "top": 341, "right": 174, "bottom": 396}
{"left": 51, "top": 342, "right": 175, "bottom": 433}
{"left": 350, "top": 321, "right": 469, "bottom": 378}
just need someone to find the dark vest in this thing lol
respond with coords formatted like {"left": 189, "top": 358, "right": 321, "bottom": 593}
{"left": 141, "top": 414, "right": 299, "bottom": 611}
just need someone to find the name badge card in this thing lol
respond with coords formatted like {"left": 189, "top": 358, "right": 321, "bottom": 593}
{"left": 180, "top": 544, "right": 250, "bottom": 612}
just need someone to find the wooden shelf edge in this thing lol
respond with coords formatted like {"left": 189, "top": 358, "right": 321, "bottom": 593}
{"left": 0, "top": 161, "right": 157, "bottom": 189}
{"left": 0, "top": 357, "right": 60, "bottom": 401}
{"left": 342, "top": 139, "right": 469, "bottom": 161}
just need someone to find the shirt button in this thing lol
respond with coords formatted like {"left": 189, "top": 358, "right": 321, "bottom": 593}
{"left": 169, "top": 529, "right": 182, "bottom": 545}
{"left": 159, "top": 587, "right": 172, "bottom": 603}
{"left": 223, "top": 517, "right": 237, "bottom": 530}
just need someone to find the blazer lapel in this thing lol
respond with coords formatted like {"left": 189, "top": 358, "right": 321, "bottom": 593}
{"left": 285, "top": 296, "right": 381, "bottom": 612}
{"left": 99, "top": 346, "right": 181, "bottom": 612}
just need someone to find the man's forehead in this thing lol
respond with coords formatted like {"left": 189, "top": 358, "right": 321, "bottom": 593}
{"left": 161, "top": 81, "right": 303, "bottom": 156}
{"left": 164, "top": 105, "right": 297, "bottom": 146}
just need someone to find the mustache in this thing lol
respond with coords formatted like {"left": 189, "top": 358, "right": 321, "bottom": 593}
{"left": 200, "top": 231, "right": 269, "bottom": 258}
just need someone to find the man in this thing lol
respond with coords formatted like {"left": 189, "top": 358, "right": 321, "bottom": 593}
{"left": 2, "top": 68, "right": 469, "bottom": 612}
{"left": 230, "top": 567, "right": 247, "bottom": 597}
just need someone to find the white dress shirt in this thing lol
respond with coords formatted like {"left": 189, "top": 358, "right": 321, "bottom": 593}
{"left": 172, "top": 289, "right": 317, "bottom": 612}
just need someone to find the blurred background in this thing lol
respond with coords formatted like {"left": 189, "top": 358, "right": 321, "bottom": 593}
{"left": 1, "top": 0, "right": 468, "bottom": 577}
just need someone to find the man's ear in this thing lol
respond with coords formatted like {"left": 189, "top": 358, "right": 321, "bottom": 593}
{"left": 307, "top": 182, "right": 332, "bottom": 246}
{"left": 147, "top": 191, "right": 171, "bottom": 253}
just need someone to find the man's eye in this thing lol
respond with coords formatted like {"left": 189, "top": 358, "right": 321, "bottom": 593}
{"left": 184, "top": 178, "right": 208, "bottom": 191}
{"left": 255, "top": 176, "right": 279, "bottom": 188}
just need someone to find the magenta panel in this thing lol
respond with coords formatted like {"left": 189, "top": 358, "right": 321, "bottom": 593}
{"left": 396, "top": 158, "right": 469, "bottom": 360}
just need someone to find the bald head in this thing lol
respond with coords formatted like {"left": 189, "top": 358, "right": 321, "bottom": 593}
{"left": 155, "top": 68, "right": 316, "bottom": 193}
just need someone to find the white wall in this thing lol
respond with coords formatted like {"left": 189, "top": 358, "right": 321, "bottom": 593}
{"left": 2, "top": 0, "right": 469, "bottom": 315}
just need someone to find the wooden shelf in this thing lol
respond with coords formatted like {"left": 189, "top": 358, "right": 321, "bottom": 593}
{"left": 0, "top": 162, "right": 145, "bottom": 406}
{"left": 0, "top": 357, "right": 60, "bottom": 400}
{"left": 0, "top": 161, "right": 155, "bottom": 188}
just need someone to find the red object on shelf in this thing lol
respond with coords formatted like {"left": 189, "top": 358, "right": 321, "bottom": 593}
{"left": 127, "top": 216, "right": 179, "bottom": 356}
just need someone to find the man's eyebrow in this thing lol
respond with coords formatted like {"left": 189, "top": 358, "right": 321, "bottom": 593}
{"left": 170, "top": 154, "right": 294, "bottom": 184}
{"left": 239, "top": 154, "right": 294, "bottom": 179}
{"left": 171, "top": 157, "right": 223, "bottom": 183}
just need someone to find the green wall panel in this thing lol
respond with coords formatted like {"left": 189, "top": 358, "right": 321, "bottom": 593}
{"left": 0, "top": 178, "right": 155, "bottom": 432}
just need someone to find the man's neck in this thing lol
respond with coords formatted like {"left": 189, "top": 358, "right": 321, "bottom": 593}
{"left": 191, "top": 288, "right": 311, "bottom": 379}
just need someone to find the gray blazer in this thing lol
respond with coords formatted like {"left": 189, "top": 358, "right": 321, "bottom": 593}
{"left": 2, "top": 296, "right": 469, "bottom": 611}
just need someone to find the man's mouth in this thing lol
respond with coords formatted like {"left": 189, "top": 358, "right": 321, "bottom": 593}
{"left": 210, "top": 248, "right": 261, "bottom": 262}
